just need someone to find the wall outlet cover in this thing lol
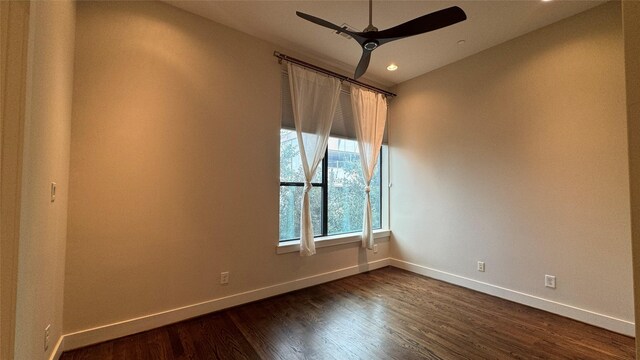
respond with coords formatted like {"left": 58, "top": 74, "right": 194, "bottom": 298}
{"left": 220, "top": 272, "right": 229, "bottom": 285}
{"left": 44, "top": 324, "right": 51, "bottom": 351}
{"left": 545, "top": 275, "right": 556, "bottom": 289}
{"left": 477, "top": 261, "right": 485, "bottom": 272}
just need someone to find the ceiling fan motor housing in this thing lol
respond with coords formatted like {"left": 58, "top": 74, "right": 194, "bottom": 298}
{"left": 364, "top": 40, "right": 379, "bottom": 50}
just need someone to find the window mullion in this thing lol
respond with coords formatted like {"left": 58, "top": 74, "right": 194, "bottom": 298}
{"left": 379, "top": 146, "right": 383, "bottom": 229}
{"left": 322, "top": 147, "right": 329, "bottom": 237}
{"left": 278, "top": 182, "right": 323, "bottom": 186}
{"left": 280, "top": 182, "right": 303, "bottom": 186}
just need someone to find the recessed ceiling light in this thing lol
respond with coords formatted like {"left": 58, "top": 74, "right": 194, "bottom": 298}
{"left": 457, "top": 40, "right": 466, "bottom": 45}
{"left": 542, "top": 0, "right": 553, "bottom": 2}
{"left": 387, "top": 64, "right": 398, "bottom": 71}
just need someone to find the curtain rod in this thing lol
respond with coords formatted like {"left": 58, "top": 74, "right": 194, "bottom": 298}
{"left": 274, "top": 51, "right": 396, "bottom": 98}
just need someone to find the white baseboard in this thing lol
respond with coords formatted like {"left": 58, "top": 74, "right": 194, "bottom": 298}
{"left": 60, "top": 256, "right": 633, "bottom": 354}
{"left": 390, "top": 258, "right": 635, "bottom": 337}
{"left": 49, "top": 336, "right": 64, "bottom": 360}
{"left": 62, "top": 258, "right": 390, "bottom": 351}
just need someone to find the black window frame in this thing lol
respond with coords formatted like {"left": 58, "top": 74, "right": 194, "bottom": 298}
{"left": 279, "top": 138, "right": 383, "bottom": 242}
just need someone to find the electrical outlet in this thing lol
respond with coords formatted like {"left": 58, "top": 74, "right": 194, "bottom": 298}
{"left": 545, "top": 275, "right": 556, "bottom": 289}
{"left": 44, "top": 324, "right": 51, "bottom": 351}
{"left": 220, "top": 272, "right": 229, "bottom": 285}
{"left": 373, "top": 244, "right": 378, "bottom": 254}
{"left": 477, "top": 261, "right": 485, "bottom": 272}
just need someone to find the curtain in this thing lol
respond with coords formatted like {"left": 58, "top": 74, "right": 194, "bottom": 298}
{"left": 350, "top": 86, "right": 388, "bottom": 249}
{"left": 288, "top": 63, "right": 341, "bottom": 256}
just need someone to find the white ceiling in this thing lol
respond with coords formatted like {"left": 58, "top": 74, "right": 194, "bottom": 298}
{"left": 164, "top": 0, "right": 606, "bottom": 86}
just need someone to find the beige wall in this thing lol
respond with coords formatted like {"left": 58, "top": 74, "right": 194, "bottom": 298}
{"left": 64, "top": 1, "right": 387, "bottom": 334}
{"left": 14, "top": 1, "right": 75, "bottom": 359}
{"left": 1, "top": 2, "right": 30, "bottom": 359}
{"left": 390, "top": 1, "right": 633, "bottom": 329}
{"left": 623, "top": 0, "right": 640, "bottom": 354}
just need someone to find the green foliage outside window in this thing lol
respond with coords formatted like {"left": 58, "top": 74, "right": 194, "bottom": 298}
{"left": 279, "top": 129, "right": 381, "bottom": 241}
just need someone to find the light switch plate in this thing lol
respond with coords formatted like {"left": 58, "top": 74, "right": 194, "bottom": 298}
{"left": 50, "top": 182, "right": 56, "bottom": 202}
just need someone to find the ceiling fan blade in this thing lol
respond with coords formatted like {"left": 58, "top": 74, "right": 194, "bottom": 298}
{"left": 374, "top": 6, "right": 466, "bottom": 44}
{"left": 354, "top": 50, "right": 372, "bottom": 79}
{"left": 296, "top": 12, "right": 364, "bottom": 42}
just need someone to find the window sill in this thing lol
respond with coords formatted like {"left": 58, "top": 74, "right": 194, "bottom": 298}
{"left": 276, "top": 229, "right": 391, "bottom": 255}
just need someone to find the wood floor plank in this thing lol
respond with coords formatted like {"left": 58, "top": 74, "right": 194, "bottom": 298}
{"left": 174, "top": 312, "right": 259, "bottom": 360}
{"left": 60, "top": 267, "right": 635, "bottom": 360}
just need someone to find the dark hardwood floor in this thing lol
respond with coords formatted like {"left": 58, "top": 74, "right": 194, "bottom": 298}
{"left": 61, "top": 267, "right": 635, "bottom": 360}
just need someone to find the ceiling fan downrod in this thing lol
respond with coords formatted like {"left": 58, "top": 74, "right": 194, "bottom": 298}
{"left": 363, "top": 0, "right": 379, "bottom": 50}
{"left": 364, "top": 0, "right": 377, "bottom": 32}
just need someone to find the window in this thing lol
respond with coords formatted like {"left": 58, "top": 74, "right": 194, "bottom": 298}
{"left": 279, "top": 129, "right": 382, "bottom": 241}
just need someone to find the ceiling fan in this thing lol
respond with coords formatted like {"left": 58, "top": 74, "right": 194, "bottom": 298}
{"left": 296, "top": 1, "right": 467, "bottom": 79}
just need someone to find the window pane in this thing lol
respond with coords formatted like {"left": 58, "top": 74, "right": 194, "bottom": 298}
{"left": 280, "top": 129, "right": 321, "bottom": 183}
{"left": 327, "top": 138, "right": 381, "bottom": 235}
{"left": 279, "top": 185, "right": 323, "bottom": 241}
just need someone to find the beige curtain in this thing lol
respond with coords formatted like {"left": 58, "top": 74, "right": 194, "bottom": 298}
{"left": 288, "top": 63, "right": 341, "bottom": 256}
{"left": 350, "top": 86, "right": 387, "bottom": 249}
